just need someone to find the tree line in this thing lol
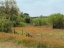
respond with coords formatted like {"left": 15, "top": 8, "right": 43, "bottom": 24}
{"left": 31, "top": 13, "right": 64, "bottom": 29}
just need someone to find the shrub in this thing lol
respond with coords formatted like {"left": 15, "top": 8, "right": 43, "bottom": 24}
{"left": 12, "top": 21, "right": 17, "bottom": 27}
{"left": 18, "top": 22, "right": 27, "bottom": 27}
{"left": 48, "top": 13, "right": 64, "bottom": 29}
{"left": 31, "top": 17, "right": 47, "bottom": 26}
{"left": 15, "top": 16, "right": 27, "bottom": 27}
{"left": 0, "top": 18, "right": 12, "bottom": 33}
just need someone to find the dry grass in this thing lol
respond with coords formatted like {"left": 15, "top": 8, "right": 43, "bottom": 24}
{"left": 0, "top": 42, "right": 28, "bottom": 48}
{"left": 0, "top": 26, "right": 64, "bottom": 48}
{"left": 12, "top": 26, "right": 64, "bottom": 47}
{"left": 13, "top": 26, "right": 64, "bottom": 42}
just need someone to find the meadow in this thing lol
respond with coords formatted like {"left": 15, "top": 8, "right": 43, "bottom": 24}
{"left": 0, "top": 0, "right": 64, "bottom": 48}
{"left": 0, "top": 26, "right": 64, "bottom": 48}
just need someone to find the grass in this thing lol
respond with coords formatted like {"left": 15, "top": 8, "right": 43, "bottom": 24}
{"left": 0, "top": 32, "right": 37, "bottom": 48}
{"left": 0, "top": 26, "right": 64, "bottom": 48}
{"left": 0, "top": 33, "right": 64, "bottom": 48}
{"left": 12, "top": 26, "right": 64, "bottom": 48}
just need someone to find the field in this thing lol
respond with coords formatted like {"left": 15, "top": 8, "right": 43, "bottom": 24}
{"left": 0, "top": 26, "right": 64, "bottom": 48}
{"left": 13, "top": 26, "right": 64, "bottom": 42}
{"left": 0, "top": 0, "right": 64, "bottom": 48}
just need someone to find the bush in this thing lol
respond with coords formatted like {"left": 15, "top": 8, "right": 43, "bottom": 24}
{"left": 25, "top": 17, "right": 31, "bottom": 23}
{"left": 12, "top": 21, "right": 17, "bottom": 27}
{"left": 31, "top": 17, "right": 47, "bottom": 26}
{"left": 48, "top": 13, "right": 64, "bottom": 29}
{"left": 18, "top": 22, "right": 27, "bottom": 27}
{"left": 15, "top": 16, "right": 27, "bottom": 27}
{"left": 0, "top": 18, "right": 12, "bottom": 32}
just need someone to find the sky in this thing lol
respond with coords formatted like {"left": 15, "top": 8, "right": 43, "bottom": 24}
{"left": 11, "top": 0, "right": 64, "bottom": 16}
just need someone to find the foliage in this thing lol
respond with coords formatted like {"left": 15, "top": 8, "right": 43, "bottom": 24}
{"left": 19, "top": 22, "right": 27, "bottom": 27}
{"left": 0, "top": 18, "right": 12, "bottom": 32}
{"left": 31, "top": 13, "right": 64, "bottom": 29}
{"left": 0, "top": 0, "right": 64, "bottom": 33}
{"left": 31, "top": 17, "right": 47, "bottom": 26}
{"left": 0, "top": 0, "right": 27, "bottom": 32}
{"left": 48, "top": 13, "right": 64, "bottom": 28}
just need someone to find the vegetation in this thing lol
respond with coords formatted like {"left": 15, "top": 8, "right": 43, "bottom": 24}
{"left": 31, "top": 13, "right": 64, "bottom": 29}
{"left": 31, "top": 16, "right": 48, "bottom": 26}
{"left": 0, "top": 0, "right": 28, "bottom": 32}
{"left": 0, "top": 0, "right": 64, "bottom": 48}
{"left": 0, "top": 18, "right": 12, "bottom": 33}
{"left": 48, "top": 13, "right": 64, "bottom": 29}
{"left": 0, "top": 0, "right": 64, "bottom": 32}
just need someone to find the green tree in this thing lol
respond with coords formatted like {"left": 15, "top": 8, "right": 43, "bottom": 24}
{"left": 5, "top": 0, "right": 19, "bottom": 15}
{"left": 48, "top": 13, "right": 64, "bottom": 29}
{"left": 24, "top": 13, "right": 31, "bottom": 23}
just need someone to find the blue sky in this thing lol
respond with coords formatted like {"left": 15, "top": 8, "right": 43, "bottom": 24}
{"left": 15, "top": 0, "right": 64, "bottom": 16}
{"left": 1, "top": 0, "right": 64, "bottom": 16}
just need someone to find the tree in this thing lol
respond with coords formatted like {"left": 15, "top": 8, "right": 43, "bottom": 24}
{"left": 48, "top": 13, "right": 64, "bottom": 29}
{"left": 24, "top": 13, "right": 30, "bottom": 23}
{"left": 20, "top": 12, "right": 25, "bottom": 18}
{"left": 0, "top": 0, "right": 19, "bottom": 16}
